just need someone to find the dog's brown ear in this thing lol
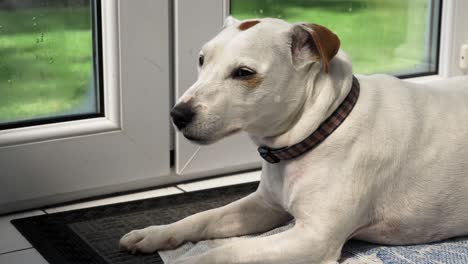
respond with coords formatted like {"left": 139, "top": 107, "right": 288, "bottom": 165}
{"left": 290, "top": 23, "right": 340, "bottom": 73}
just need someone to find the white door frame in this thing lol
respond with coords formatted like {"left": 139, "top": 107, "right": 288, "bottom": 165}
{"left": 438, "top": 0, "right": 468, "bottom": 78}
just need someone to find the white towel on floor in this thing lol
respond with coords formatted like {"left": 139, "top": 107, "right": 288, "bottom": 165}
{"left": 158, "top": 222, "right": 468, "bottom": 264}
{"left": 158, "top": 222, "right": 295, "bottom": 263}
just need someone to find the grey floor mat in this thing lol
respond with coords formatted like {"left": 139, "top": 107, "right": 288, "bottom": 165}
{"left": 12, "top": 182, "right": 258, "bottom": 264}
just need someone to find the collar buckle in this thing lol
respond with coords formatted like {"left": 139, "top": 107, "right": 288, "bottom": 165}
{"left": 258, "top": 146, "right": 281, "bottom": 164}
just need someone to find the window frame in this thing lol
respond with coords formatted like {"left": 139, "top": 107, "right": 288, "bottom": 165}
{"left": 0, "top": 0, "right": 120, "bottom": 147}
{"left": 407, "top": 0, "right": 468, "bottom": 83}
{"left": 0, "top": 0, "right": 105, "bottom": 131}
{"left": 437, "top": 0, "right": 468, "bottom": 78}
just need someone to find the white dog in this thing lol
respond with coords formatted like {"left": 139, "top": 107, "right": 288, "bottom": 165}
{"left": 120, "top": 17, "right": 468, "bottom": 264}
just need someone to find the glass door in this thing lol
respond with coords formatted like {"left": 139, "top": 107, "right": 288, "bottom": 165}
{"left": 0, "top": 0, "right": 172, "bottom": 214}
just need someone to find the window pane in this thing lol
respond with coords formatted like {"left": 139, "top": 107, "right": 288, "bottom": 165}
{"left": 231, "top": 0, "right": 441, "bottom": 77}
{"left": 0, "top": 0, "right": 101, "bottom": 128}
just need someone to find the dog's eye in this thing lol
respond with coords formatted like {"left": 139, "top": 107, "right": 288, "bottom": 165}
{"left": 233, "top": 67, "right": 256, "bottom": 78}
{"left": 198, "top": 55, "right": 204, "bottom": 67}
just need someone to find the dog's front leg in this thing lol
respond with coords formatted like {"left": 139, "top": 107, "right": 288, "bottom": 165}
{"left": 170, "top": 221, "right": 344, "bottom": 264}
{"left": 169, "top": 193, "right": 361, "bottom": 264}
{"left": 119, "top": 191, "right": 291, "bottom": 254}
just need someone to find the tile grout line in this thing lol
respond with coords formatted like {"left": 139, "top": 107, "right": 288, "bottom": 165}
{"left": 0, "top": 247, "right": 33, "bottom": 256}
{"left": 37, "top": 187, "right": 186, "bottom": 214}
{"left": 174, "top": 186, "right": 187, "bottom": 193}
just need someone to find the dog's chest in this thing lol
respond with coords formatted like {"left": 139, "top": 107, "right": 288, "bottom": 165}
{"left": 263, "top": 160, "right": 317, "bottom": 211}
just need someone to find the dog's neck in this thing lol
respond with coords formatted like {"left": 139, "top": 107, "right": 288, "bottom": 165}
{"left": 249, "top": 51, "right": 354, "bottom": 149}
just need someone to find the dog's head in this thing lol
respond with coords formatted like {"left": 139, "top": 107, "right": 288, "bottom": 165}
{"left": 171, "top": 17, "right": 340, "bottom": 145}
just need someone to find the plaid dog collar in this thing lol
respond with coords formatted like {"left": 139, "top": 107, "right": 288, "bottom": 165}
{"left": 258, "top": 76, "right": 360, "bottom": 163}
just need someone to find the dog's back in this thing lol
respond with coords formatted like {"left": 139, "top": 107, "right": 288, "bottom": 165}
{"left": 350, "top": 75, "right": 468, "bottom": 244}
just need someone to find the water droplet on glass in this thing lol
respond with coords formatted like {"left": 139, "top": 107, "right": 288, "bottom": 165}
{"left": 259, "top": 9, "right": 263, "bottom": 14}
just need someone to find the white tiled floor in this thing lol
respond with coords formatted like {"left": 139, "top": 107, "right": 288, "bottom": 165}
{"left": 0, "top": 249, "right": 48, "bottom": 264}
{"left": 0, "top": 171, "right": 260, "bottom": 264}
{"left": 0, "top": 210, "right": 44, "bottom": 255}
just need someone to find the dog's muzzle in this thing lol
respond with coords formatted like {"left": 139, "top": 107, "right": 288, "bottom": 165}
{"left": 170, "top": 102, "right": 196, "bottom": 130}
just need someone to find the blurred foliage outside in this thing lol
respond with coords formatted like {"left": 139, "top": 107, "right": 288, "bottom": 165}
{"left": 0, "top": 3, "right": 93, "bottom": 123}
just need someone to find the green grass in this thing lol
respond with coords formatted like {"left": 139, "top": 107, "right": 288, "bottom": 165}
{"left": 231, "top": 0, "right": 431, "bottom": 74}
{"left": 0, "top": 6, "right": 93, "bottom": 123}
{"left": 0, "top": 1, "right": 433, "bottom": 122}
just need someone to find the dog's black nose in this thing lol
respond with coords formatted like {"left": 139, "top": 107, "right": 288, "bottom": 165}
{"left": 170, "top": 102, "right": 195, "bottom": 130}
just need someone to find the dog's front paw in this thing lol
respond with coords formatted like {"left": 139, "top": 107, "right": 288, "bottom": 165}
{"left": 119, "top": 225, "right": 180, "bottom": 254}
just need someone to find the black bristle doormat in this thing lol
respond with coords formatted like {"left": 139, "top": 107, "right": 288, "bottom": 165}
{"left": 12, "top": 182, "right": 259, "bottom": 264}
